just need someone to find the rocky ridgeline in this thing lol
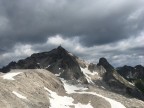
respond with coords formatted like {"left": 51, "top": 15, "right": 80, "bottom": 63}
{"left": 0, "top": 46, "right": 87, "bottom": 83}
{"left": 0, "top": 46, "right": 144, "bottom": 101}
{"left": 117, "top": 65, "right": 144, "bottom": 80}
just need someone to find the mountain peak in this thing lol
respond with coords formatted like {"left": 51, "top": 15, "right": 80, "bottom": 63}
{"left": 56, "top": 45, "right": 68, "bottom": 53}
{"left": 57, "top": 45, "right": 63, "bottom": 49}
{"left": 57, "top": 45, "right": 63, "bottom": 50}
{"left": 97, "top": 57, "right": 113, "bottom": 69}
{"left": 0, "top": 46, "right": 87, "bottom": 83}
{"left": 99, "top": 57, "right": 108, "bottom": 64}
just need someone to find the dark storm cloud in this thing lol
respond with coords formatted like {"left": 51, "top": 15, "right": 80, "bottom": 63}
{"left": 0, "top": 0, "right": 144, "bottom": 47}
{"left": 0, "top": 0, "right": 144, "bottom": 67}
{"left": 0, "top": 48, "right": 6, "bottom": 54}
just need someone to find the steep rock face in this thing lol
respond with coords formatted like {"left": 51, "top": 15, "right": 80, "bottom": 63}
{"left": 88, "top": 63, "right": 106, "bottom": 77}
{"left": 97, "top": 58, "right": 125, "bottom": 88}
{"left": 97, "top": 58, "right": 144, "bottom": 100}
{"left": 97, "top": 58, "right": 114, "bottom": 82}
{"left": 0, "top": 46, "right": 86, "bottom": 82}
{"left": 97, "top": 58, "right": 114, "bottom": 72}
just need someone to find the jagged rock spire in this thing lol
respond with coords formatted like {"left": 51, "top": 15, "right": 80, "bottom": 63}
{"left": 97, "top": 57, "right": 114, "bottom": 72}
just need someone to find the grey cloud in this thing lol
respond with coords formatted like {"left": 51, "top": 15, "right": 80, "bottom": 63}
{"left": 0, "top": 49, "right": 6, "bottom": 54}
{"left": 0, "top": 0, "right": 144, "bottom": 67}
{"left": 0, "top": 0, "right": 144, "bottom": 48}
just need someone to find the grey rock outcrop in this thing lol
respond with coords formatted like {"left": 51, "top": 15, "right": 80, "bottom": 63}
{"left": 88, "top": 63, "right": 106, "bottom": 77}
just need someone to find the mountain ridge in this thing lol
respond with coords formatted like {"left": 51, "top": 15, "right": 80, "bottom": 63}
{"left": 0, "top": 46, "right": 144, "bottom": 102}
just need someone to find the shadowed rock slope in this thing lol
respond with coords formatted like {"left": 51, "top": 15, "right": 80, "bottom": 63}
{"left": 0, "top": 46, "right": 87, "bottom": 83}
{"left": 97, "top": 58, "right": 144, "bottom": 100}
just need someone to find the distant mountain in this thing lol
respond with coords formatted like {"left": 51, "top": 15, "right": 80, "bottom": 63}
{"left": 117, "top": 65, "right": 144, "bottom": 80}
{"left": 117, "top": 65, "right": 144, "bottom": 98}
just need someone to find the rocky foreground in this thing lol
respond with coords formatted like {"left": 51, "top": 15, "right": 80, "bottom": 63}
{"left": 0, "top": 69, "right": 144, "bottom": 108}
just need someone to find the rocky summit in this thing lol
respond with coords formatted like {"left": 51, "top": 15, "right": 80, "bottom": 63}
{"left": 0, "top": 46, "right": 144, "bottom": 108}
{"left": 0, "top": 46, "right": 87, "bottom": 83}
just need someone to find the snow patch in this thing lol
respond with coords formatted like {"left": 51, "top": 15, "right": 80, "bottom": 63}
{"left": 77, "top": 92, "right": 126, "bottom": 108}
{"left": 12, "top": 91, "right": 27, "bottom": 100}
{"left": 2, "top": 72, "right": 22, "bottom": 80}
{"left": 81, "top": 67, "right": 98, "bottom": 84}
{"left": 61, "top": 79, "right": 126, "bottom": 108}
{"left": 55, "top": 73, "right": 61, "bottom": 77}
{"left": 68, "top": 52, "right": 73, "bottom": 56}
{"left": 44, "top": 87, "right": 93, "bottom": 108}
{"left": 46, "top": 65, "right": 51, "bottom": 68}
{"left": 75, "top": 102, "right": 92, "bottom": 108}
{"left": 101, "top": 86, "right": 105, "bottom": 89}
{"left": 61, "top": 78, "right": 88, "bottom": 94}
{"left": 81, "top": 67, "right": 98, "bottom": 76}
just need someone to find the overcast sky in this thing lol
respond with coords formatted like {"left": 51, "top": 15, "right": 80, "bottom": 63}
{"left": 0, "top": 0, "right": 144, "bottom": 67}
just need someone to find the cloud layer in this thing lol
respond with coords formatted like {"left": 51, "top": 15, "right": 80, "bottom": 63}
{"left": 0, "top": 0, "right": 144, "bottom": 67}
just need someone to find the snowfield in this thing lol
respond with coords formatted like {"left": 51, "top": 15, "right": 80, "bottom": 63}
{"left": 81, "top": 67, "right": 98, "bottom": 84}
{"left": 61, "top": 78, "right": 88, "bottom": 94}
{"left": 44, "top": 87, "right": 93, "bottom": 108}
{"left": 61, "top": 78, "right": 126, "bottom": 108}
{"left": 1, "top": 72, "right": 22, "bottom": 80}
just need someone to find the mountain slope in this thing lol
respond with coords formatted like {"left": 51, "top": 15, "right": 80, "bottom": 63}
{"left": 0, "top": 46, "right": 87, "bottom": 83}
{"left": 116, "top": 65, "right": 144, "bottom": 99}
{"left": 96, "top": 58, "right": 144, "bottom": 100}
{"left": 0, "top": 46, "right": 144, "bottom": 105}
{"left": 0, "top": 69, "right": 64, "bottom": 108}
{"left": 0, "top": 69, "right": 129, "bottom": 108}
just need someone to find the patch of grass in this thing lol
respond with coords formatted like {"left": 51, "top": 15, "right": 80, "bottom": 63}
{"left": 135, "top": 79, "right": 144, "bottom": 93}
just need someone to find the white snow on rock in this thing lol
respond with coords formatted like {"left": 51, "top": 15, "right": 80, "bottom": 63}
{"left": 1, "top": 72, "right": 22, "bottom": 80}
{"left": 55, "top": 73, "right": 61, "bottom": 77}
{"left": 61, "top": 78, "right": 88, "bottom": 94}
{"left": 78, "top": 92, "right": 126, "bottom": 108}
{"left": 46, "top": 65, "right": 51, "bottom": 68}
{"left": 68, "top": 52, "right": 73, "bottom": 56}
{"left": 81, "top": 67, "right": 98, "bottom": 76}
{"left": 44, "top": 87, "right": 93, "bottom": 108}
{"left": 61, "top": 79, "right": 126, "bottom": 108}
{"left": 75, "top": 102, "right": 92, "bottom": 108}
{"left": 12, "top": 91, "right": 27, "bottom": 100}
{"left": 81, "top": 67, "right": 98, "bottom": 84}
